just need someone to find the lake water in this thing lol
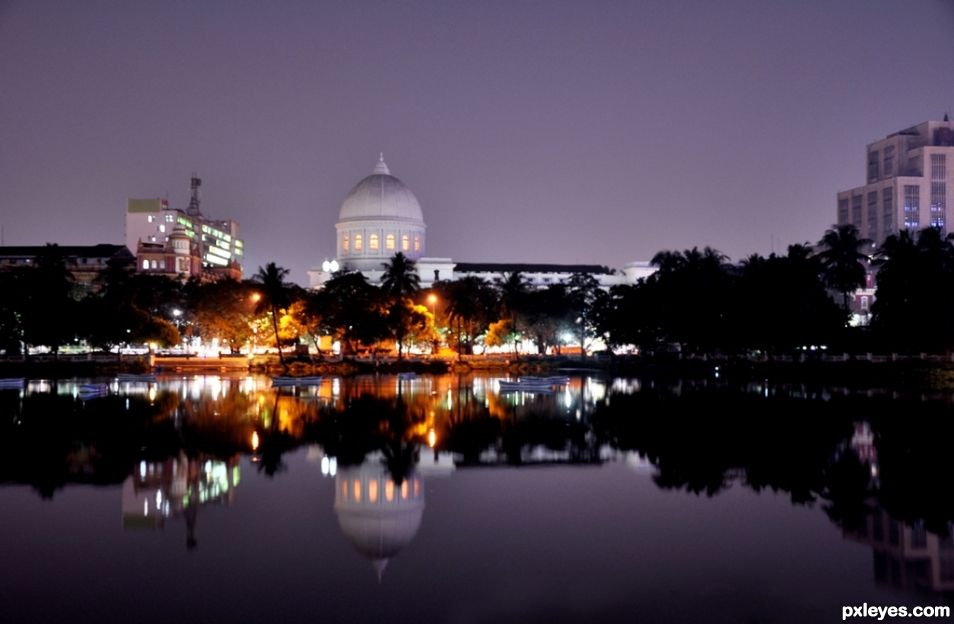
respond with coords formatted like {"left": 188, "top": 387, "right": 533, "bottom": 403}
{"left": 1, "top": 374, "right": 952, "bottom": 623}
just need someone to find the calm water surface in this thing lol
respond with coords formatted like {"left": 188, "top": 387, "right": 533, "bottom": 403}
{"left": 0, "top": 374, "right": 951, "bottom": 623}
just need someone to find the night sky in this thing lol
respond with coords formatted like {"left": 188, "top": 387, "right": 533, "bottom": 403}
{"left": 1, "top": 0, "right": 952, "bottom": 285}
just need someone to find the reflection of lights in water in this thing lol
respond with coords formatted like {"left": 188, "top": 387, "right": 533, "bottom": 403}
{"left": 427, "top": 428, "right": 437, "bottom": 448}
{"left": 250, "top": 431, "right": 260, "bottom": 451}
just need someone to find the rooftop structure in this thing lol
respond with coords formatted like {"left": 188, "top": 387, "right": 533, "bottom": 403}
{"left": 126, "top": 176, "right": 244, "bottom": 281}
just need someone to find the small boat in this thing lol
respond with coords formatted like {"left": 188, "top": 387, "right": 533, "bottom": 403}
{"left": 497, "top": 379, "right": 556, "bottom": 393}
{"left": 117, "top": 373, "right": 158, "bottom": 383}
{"left": 522, "top": 375, "right": 570, "bottom": 387}
{"left": 78, "top": 383, "right": 109, "bottom": 398}
{"left": 271, "top": 376, "right": 322, "bottom": 387}
{"left": 0, "top": 378, "right": 25, "bottom": 390}
{"left": 396, "top": 372, "right": 418, "bottom": 380}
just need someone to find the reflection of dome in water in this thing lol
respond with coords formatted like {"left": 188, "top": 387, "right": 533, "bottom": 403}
{"left": 333, "top": 458, "right": 425, "bottom": 579}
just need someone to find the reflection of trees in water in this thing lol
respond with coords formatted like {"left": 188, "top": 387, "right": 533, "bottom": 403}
{"left": 6, "top": 379, "right": 954, "bottom": 550}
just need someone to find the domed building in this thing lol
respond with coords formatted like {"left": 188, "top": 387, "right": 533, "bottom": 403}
{"left": 334, "top": 154, "right": 426, "bottom": 274}
{"left": 333, "top": 457, "right": 425, "bottom": 580}
{"left": 308, "top": 155, "right": 655, "bottom": 290}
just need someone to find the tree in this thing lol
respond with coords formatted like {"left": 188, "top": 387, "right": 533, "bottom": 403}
{"left": 322, "top": 271, "right": 389, "bottom": 355}
{"left": 21, "top": 244, "right": 77, "bottom": 355}
{"left": 381, "top": 253, "right": 421, "bottom": 360}
{"left": 567, "top": 273, "right": 605, "bottom": 359}
{"left": 495, "top": 272, "right": 529, "bottom": 357}
{"left": 253, "top": 263, "right": 293, "bottom": 368}
{"left": 871, "top": 228, "right": 954, "bottom": 351}
{"left": 440, "top": 276, "right": 497, "bottom": 360}
{"left": 816, "top": 224, "right": 871, "bottom": 316}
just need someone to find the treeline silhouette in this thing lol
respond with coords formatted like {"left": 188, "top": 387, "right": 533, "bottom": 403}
{"left": 7, "top": 225, "right": 954, "bottom": 356}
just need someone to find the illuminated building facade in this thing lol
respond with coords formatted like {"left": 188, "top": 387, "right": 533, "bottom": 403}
{"left": 126, "top": 176, "right": 244, "bottom": 280}
{"left": 308, "top": 156, "right": 655, "bottom": 289}
{"left": 837, "top": 117, "right": 954, "bottom": 245}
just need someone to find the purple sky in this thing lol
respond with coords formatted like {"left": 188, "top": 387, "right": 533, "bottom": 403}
{"left": 1, "top": 0, "right": 952, "bottom": 285}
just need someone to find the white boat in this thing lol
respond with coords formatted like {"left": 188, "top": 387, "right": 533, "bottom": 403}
{"left": 497, "top": 379, "right": 556, "bottom": 393}
{"left": 117, "top": 373, "right": 158, "bottom": 383}
{"left": 521, "top": 375, "right": 570, "bottom": 387}
{"left": 0, "top": 378, "right": 25, "bottom": 390}
{"left": 271, "top": 376, "right": 322, "bottom": 387}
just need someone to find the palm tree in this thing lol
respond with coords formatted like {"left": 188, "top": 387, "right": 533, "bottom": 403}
{"left": 815, "top": 224, "right": 871, "bottom": 314}
{"left": 253, "top": 262, "right": 292, "bottom": 368}
{"left": 381, "top": 253, "right": 421, "bottom": 360}
{"left": 495, "top": 271, "right": 529, "bottom": 358}
{"left": 381, "top": 252, "right": 420, "bottom": 299}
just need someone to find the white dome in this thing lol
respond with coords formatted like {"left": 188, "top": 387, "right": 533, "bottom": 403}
{"left": 338, "top": 155, "right": 424, "bottom": 224}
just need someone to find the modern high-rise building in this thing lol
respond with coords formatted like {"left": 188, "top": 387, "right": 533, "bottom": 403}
{"left": 837, "top": 117, "right": 954, "bottom": 245}
{"left": 126, "top": 176, "right": 244, "bottom": 280}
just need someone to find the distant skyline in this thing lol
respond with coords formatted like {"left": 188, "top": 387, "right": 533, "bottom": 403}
{"left": 1, "top": 0, "right": 953, "bottom": 285}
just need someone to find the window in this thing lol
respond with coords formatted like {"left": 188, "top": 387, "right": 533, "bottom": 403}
{"left": 150, "top": 260, "right": 158, "bottom": 269}
{"left": 165, "top": 214, "right": 174, "bottom": 223}
{"left": 369, "top": 233, "right": 379, "bottom": 251}
{"left": 385, "top": 234, "right": 395, "bottom": 251}
{"left": 159, "top": 225, "right": 166, "bottom": 233}
{"left": 903, "top": 185, "right": 920, "bottom": 229}
{"left": 851, "top": 195, "right": 863, "bottom": 229}
{"left": 867, "top": 191, "right": 878, "bottom": 241}
{"left": 401, "top": 234, "right": 409, "bottom": 251}
{"left": 354, "top": 234, "right": 363, "bottom": 251}
{"left": 860, "top": 295, "right": 869, "bottom": 311}
{"left": 414, "top": 236, "right": 421, "bottom": 252}
{"left": 142, "top": 259, "right": 149, "bottom": 270}
{"left": 883, "top": 145, "right": 895, "bottom": 177}
{"left": 867, "top": 150, "right": 880, "bottom": 182}
{"left": 838, "top": 198, "right": 850, "bottom": 224}
{"left": 931, "top": 181, "right": 946, "bottom": 229}
{"left": 342, "top": 235, "right": 350, "bottom": 253}
{"left": 932, "top": 154, "right": 947, "bottom": 180}
{"left": 882, "top": 188, "right": 894, "bottom": 236}
{"left": 149, "top": 235, "right": 157, "bottom": 242}
{"left": 147, "top": 215, "right": 155, "bottom": 223}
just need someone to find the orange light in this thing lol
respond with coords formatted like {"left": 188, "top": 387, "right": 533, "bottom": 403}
{"left": 250, "top": 431, "right": 260, "bottom": 451}
{"left": 251, "top": 293, "right": 261, "bottom": 303}
{"left": 427, "top": 294, "right": 437, "bottom": 306}
{"left": 427, "top": 428, "right": 437, "bottom": 448}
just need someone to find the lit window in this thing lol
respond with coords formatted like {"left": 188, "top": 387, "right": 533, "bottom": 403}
{"left": 150, "top": 260, "right": 158, "bottom": 269}
{"left": 385, "top": 234, "right": 395, "bottom": 251}
{"left": 414, "top": 236, "right": 421, "bottom": 252}
{"left": 400, "top": 481, "right": 408, "bottom": 499}
{"left": 369, "top": 233, "right": 379, "bottom": 251}
{"left": 165, "top": 214, "right": 174, "bottom": 222}
{"left": 142, "top": 260, "right": 149, "bottom": 270}
{"left": 385, "top": 480, "right": 394, "bottom": 502}
{"left": 159, "top": 225, "right": 166, "bottom": 233}
{"left": 147, "top": 215, "right": 154, "bottom": 223}
{"left": 401, "top": 234, "right": 409, "bottom": 251}
{"left": 149, "top": 235, "right": 157, "bottom": 242}
{"left": 861, "top": 295, "right": 869, "bottom": 311}
{"left": 342, "top": 235, "right": 350, "bottom": 253}
{"left": 353, "top": 479, "right": 362, "bottom": 503}
{"left": 354, "top": 234, "right": 363, "bottom": 251}
{"left": 368, "top": 479, "right": 378, "bottom": 503}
